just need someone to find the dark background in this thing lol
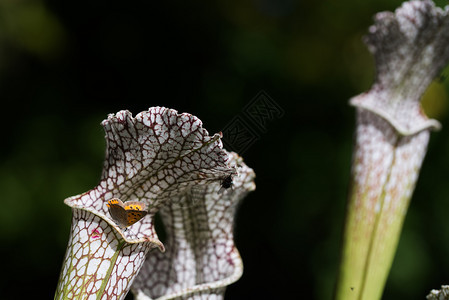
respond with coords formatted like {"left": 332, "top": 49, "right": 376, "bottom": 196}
{"left": 1, "top": 0, "right": 449, "bottom": 299}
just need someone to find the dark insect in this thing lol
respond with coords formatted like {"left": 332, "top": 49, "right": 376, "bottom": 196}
{"left": 221, "top": 175, "right": 233, "bottom": 189}
{"left": 218, "top": 174, "right": 234, "bottom": 194}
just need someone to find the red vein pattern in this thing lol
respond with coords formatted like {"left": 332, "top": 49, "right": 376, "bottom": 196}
{"left": 132, "top": 152, "right": 255, "bottom": 299}
{"left": 56, "top": 209, "right": 153, "bottom": 299}
{"left": 55, "top": 107, "right": 254, "bottom": 299}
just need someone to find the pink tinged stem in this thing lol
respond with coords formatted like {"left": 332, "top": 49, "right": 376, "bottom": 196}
{"left": 335, "top": 1, "right": 449, "bottom": 299}
{"left": 336, "top": 110, "right": 430, "bottom": 300}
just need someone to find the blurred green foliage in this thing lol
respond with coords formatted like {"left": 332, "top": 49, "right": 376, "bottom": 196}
{"left": 1, "top": 0, "right": 449, "bottom": 299}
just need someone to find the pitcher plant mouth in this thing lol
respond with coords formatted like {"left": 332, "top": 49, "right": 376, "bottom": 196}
{"left": 335, "top": 1, "right": 449, "bottom": 300}
{"left": 55, "top": 107, "right": 255, "bottom": 300}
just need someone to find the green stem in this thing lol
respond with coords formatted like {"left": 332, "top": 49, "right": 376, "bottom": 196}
{"left": 96, "top": 239, "right": 126, "bottom": 298}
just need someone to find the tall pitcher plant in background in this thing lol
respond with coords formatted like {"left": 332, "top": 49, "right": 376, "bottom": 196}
{"left": 335, "top": 1, "right": 449, "bottom": 300}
